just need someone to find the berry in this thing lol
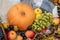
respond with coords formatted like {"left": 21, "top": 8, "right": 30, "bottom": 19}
{"left": 21, "top": 34, "right": 25, "bottom": 37}
{"left": 23, "top": 37, "right": 27, "bottom": 40}
{"left": 17, "top": 32, "right": 22, "bottom": 35}
{"left": 2, "top": 39, "right": 5, "bottom": 40}
{"left": 9, "top": 25, "right": 14, "bottom": 30}
{"left": 1, "top": 37, "right": 5, "bottom": 40}
{"left": 28, "top": 26, "right": 32, "bottom": 30}
{"left": 17, "top": 30, "right": 26, "bottom": 37}
{"left": 6, "top": 28, "right": 11, "bottom": 33}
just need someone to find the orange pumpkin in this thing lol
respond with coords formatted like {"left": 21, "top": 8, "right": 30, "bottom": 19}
{"left": 7, "top": 3, "right": 35, "bottom": 30}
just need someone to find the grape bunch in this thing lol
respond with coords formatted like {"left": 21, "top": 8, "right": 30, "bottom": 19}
{"left": 32, "top": 12, "right": 53, "bottom": 32}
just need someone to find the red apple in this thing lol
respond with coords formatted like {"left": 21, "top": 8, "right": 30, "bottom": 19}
{"left": 27, "top": 38, "right": 32, "bottom": 40}
{"left": 25, "top": 30, "right": 35, "bottom": 39}
{"left": 41, "top": 27, "right": 47, "bottom": 33}
{"left": 7, "top": 30, "right": 17, "bottom": 40}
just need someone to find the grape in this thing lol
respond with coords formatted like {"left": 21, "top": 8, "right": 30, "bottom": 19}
{"left": 45, "top": 16, "right": 50, "bottom": 20}
{"left": 46, "top": 13, "right": 51, "bottom": 15}
{"left": 42, "top": 19, "right": 48, "bottom": 22}
{"left": 37, "top": 28, "right": 41, "bottom": 31}
{"left": 42, "top": 22, "right": 47, "bottom": 26}
{"left": 28, "top": 26, "right": 32, "bottom": 30}
{"left": 34, "top": 22, "right": 37, "bottom": 24}
{"left": 32, "top": 12, "right": 53, "bottom": 32}
{"left": 36, "top": 21, "right": 40, "bottom": 25}
{"left": 42, "top": 17, "right": 46, "bottom": 20}
{"left": 39, "top": 20, "right": 43, "bottom": 24}
{"left": 43, "top": 16, "right": 47, "bottom": 18}
{"left": 40, "top": 24, "right": 43, "bottom": 28}
{"left": 32, "top": 25, "right": 36, "bottom": 28}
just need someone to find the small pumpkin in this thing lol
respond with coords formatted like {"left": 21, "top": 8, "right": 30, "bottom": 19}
{"left": 7, "top": 3, "right": 35, "bottom": 30}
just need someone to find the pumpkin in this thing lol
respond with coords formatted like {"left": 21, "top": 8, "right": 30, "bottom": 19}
{"left": 7, "top": 3, "right": 35, "bottom": 30}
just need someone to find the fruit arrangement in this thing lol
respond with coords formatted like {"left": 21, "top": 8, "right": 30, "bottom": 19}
{"left": 0, "top": 22, "right": 35, "bottom": 40}
{"left": 0, "top": 1, "right": 60, "bottom": 40}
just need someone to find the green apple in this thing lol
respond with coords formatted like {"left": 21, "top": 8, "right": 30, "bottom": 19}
{"left": 3, "top": 23, "right": 8, "bottom": 29}
{"left": 14, "top": 26, "right": 18, "bottom": 31}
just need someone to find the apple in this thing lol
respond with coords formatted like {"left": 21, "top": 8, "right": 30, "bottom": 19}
{"left": 27, "top": 38, "right": 32, "bottom": 40}
{"left": 25, "top": 30, "right": 35, "bottom": 39}
{"left": 34, "top": 8, "right": 42, "bottom": 19}
{"left": 41, "top": 27, "right": 47, "bottom": 33}
{"left": 7, "top": 30, "right": 17, "bottom": 40}
{"left": 3, "top": 23, "right": 8, "bottom": 29}
{"left": 52, "top": 17, "right": 59, "bottom": 25}
{"left": 16, "top": 35, "right": 23, "bottom": 40}
{"left": 14, "top": 26, "right": 18, "bottom": 31}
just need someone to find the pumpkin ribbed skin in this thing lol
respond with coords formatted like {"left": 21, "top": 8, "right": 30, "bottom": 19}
{"left": 7, "top": 3, "right": 35, "bottom": 30}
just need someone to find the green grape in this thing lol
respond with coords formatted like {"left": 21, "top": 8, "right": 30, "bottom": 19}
{"left": 46, "top": 16, "right": 50, "bottom": 20}
{"left": 32, "top": 24, "right": 36, "bottom": 28}
{"left": 46, "top": 13, "right": 50, "bottom": 15}
{"left": 39, "top": 20, "right": 43, "bottom": 23}
{"left": 37, "top": 28, "right": 40, "bottom": 31}
{"left": 33, "top": 27, "right": 37, "bottom": 31}
{"left": 42, "top": 18, "right": 48, "bottom": 22}
{"left": 39, "top": 28, "right": 42, "bottom": 31}
{"left": 36, "top": 25, "right": 39, "bottom": 28}
{"left": 42, "top": 21, "right": 47, "bottom": 26}
{"left": 46, "top": 22, "right": 50, "bottom": 27}
{"left": 40, "top": 23, "right": 43, "bottom": 27}
{"left": 36, "top": 22, "right": 40, "bottom": 25}
{"left": 42, "top": 14, "right": 45, "bottom": 16}
{"left": 35, "top": 19, "right": 38, "bottom": 22}
{"left": 49, "top": 16, "right": 52, "bottom": 18}
{"left": 34, "top": 27, "right": 37, "bottom": 30}
{"left": 32, "top": 12, "right": 53, "bottom": 32}
{"left": 32, "top": 25, "right": 35, "bottom": 29}
{"left": 37, "top": 27, "right": 42, "bottom": 31}
{"left": 47, "top": 13, "right": 53, "bottom": 18}
{"left": 43, "top": 16, "right": 47, "bottom": 18}
{"left": 42, "top": 17, "right": 46, "bottom": 20}
{"left": 34, "top": 22, "right": 37, "bottom": 25}
{"left": 49, "top": 13, "right": 53, "bottom": 15}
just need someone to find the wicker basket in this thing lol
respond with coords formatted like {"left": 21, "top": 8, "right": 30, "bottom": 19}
{"left": 0, "top": 22, "right": 7, "bottom": 40}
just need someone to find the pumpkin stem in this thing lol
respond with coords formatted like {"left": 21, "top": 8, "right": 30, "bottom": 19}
{"left": 21, "top": 12, "right": 25, "bottom": 15}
